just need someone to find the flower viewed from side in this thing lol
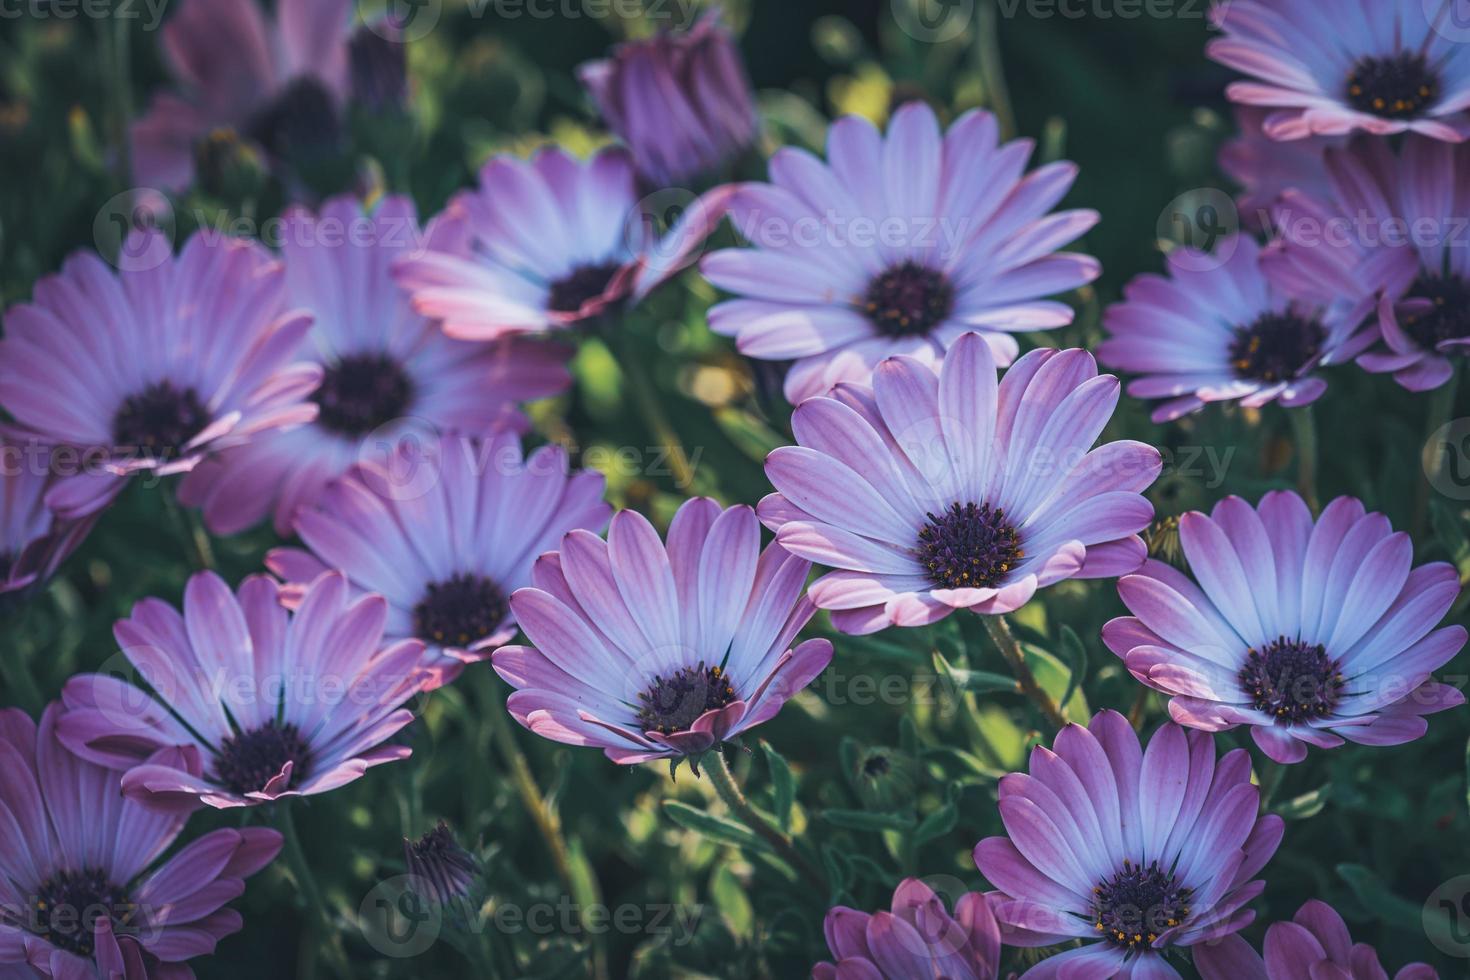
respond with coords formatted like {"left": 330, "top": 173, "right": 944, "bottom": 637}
{"left": 492, "top": 497, "right": 832, "bottom": 764}
{"left": 578, "top": 11, "right": 758, "bottom": 187}
{"left": 1195, "top": 899, "right": 1439, "bottom": 980}
{"left": 55, "top": 570, "right": 428, "bottom": 809}
{"left": 759, "top": 333, "right": 1158, "bottom": 634}
{"left": 1208, "top": 0, "right": 1470, "bottom": 142}
{"left": 812, "top": 878, "right": 1001, "bottom": 980}
{"left": 1272, "top": 136, "right": 1470, "bottom": 391}
{"left": 391, "top": 146, "right": 735, "bottom": 341}
{"left": 0, "top": 705, "right": 282, "bottom": 977}
{"left": 131, "top": 0, "right": 353, "bottom": 190}
{"left": 974, "top": 710, "right": 1284, "bottom": 979}
{"left": 1098, "top": 234, "right": 1374, "bottom": 422}
{"left": 1103, "top": 491, "right": 1466, "bottom": 764}
{"left": 1219, "top": 107, "right": 1342, "bottom": 230}
{"left": 267, "top": 433, "right": 611, "bottom": 687}
{"left": 702, "top": 101, "right": 1100, "bottom": 402}
{"left": 0, "top": 228, "right": 320, "bottom": 520}
{"left": 178, "top": 195, "right": 571, "bottom": 536}
{"left": 0, "top": 440, "right": 97, "bottom": 601}
{"left": 404, "top": 822, "right": 480, "bottom": 908}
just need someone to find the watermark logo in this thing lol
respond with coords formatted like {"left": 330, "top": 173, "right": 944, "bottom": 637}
{"left": 1156, "top": 187, "right": 1238, "bottom": 271}
{"left": 892, "top": 0, "right": 975, "bottom": 42}
{"left": 1424, "top": 418, "right": 1470, "bottom": 501}
{"left": 1424, "top": 875, "right": 1470, "bottom": 958}
{"left": 94, "top": 189, "right": 174, "bottom": 272}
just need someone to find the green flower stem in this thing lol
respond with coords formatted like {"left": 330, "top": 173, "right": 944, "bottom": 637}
{"left": 1288, "top": 405, "right": 1319, "bottom": 513}
{"left": 1256, "top": 758, "right": 1286, "bottom": 812}
{"left": 978, "top": 0, "right": 1018, "bottom": 142}
{"left": 276, "top": 802, "right": 350, "bottom": 977}
{"left": 981, "top": 615, "right": 1068, "bottom": 732}
{"left": 161, "top": 484, "right": 215, "bottom": 570}
{"left": 705, "top": 748, "right": 826, "bottom": 891}
{"left": 1416, "top": 363, "right": 1462, "bottom": 539}
{"left": 604, "top": 327, "right": 697, "bottom": 492}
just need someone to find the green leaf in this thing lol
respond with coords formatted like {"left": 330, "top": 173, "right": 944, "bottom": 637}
{"left": 662, "top": 801, "right": 770, "bottom": 853}
{"left": 760, "top": 740, "right": 796, "bottom": 832}
{"left": 913, "top": 801, "right": 958, "bottom": 845}
{"left": 710, "top": 863, "right": 754, "bottom": 936}
{"left": 820, "top": 808, "right": 918, "bottom": 832}
{"left": 1057, "top": 626, "right": 1088, "bottom": 711}
{"left": 1023, "top": 645, "right": 1091, "bottom": 722}
{"left": 933, "top": 649, "right": 1020, "bottom": 694}
{"left": 820, "top": 843, "right": 853, "bottom": 895}
{"left": 1336, "top": 864, "right": 1424, "bottom": 932}
{"left": 1432, "top": 499, "right": 1470, "bottom": 571}
{"left": 1273, "top": 784, "right": 1331, "bottom": 821}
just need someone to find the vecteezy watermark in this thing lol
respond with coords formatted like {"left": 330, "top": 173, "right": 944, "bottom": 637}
{"left": 93, "top": 189, "right": 174, "bottom": 272}
{"left": 1427, "top": 0, "right": 1470, "bottom": 44}
{"left": 357, "top": 0, "right": 695, "bottom": 42}
{"left": 0, "top": 0, "right": 169, "bottom": 29}
{"left": 1424, "top": 418, "right": 1470, "bottom": 501}
{"left": 1156, "top": 187, "right": 1239, "bottom": 271}
{"left": 357, "top": 877, "right": 703, "bottom": 959}
{"left": 994, "top": 0, "right": 1222, "bottom": 18}
{"left": 891, "top": 0, "right": 975, "bottom": 42}
{"left": 1424, "top": 874, "right": 1470, "bottom": 958}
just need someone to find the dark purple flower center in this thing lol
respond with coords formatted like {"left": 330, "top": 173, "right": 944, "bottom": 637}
{"left": 1346, "top": 52, "right": 1439, "bottom": 120}
{"left": 313, "top": 353, "right": 415, "bottom": 436}
{"left": 1228, "top": 311, "right": 1325, "bottom": 383}
{"left": 863, "top": 261, "right": 954, "bottom": 338}
{"left": 212, "top": 720, "right": 312, "bottom": 795}
{"left": 413, "top": 573, "right": 507, "bottom": 649}
{"left": 547, "top": 261, "right": 623, "bottom": 315}
{"left": 112, "top": 381, "right": 210, "bottom": 460}
{"left": 1401, "top": 273, "right": 1470, "bottom": 351}
{"left": 916, "top": 502, "right": 1023, "bottom": 590}
{"left": 28, "top": 867, "right": 132, "bottom": 957}
{"left": 244, "top": 76, "right": 341, "bottom": 160}
{"left": 1239, "top": 636, "right": 1344, "bottom": 723}
{"left": 1092, "top": 859, "right": 1192, "bottom": 951}
{"left": 405, "top": 821, "right": 479, "bottom": 906}
{"left": 635, "top": 662, "right": 737, "bottom": 735}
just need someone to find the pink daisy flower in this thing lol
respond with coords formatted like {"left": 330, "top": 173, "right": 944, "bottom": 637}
{"left": 0, "top": 440, "right": 97, "bottom": 602}
{"left": 177, "top": 195, "right": 570, "bottom": 536}
{"left": 1220, "top": 107, "right": 1343, "bottom": 231}
{"left": 813, "top": 878, "right": 1002, "bottom": 980}
{"left": 1197, "top": 899, "right": 1439, "bottom": 980}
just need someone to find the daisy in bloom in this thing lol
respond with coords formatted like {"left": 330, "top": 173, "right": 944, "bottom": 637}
{"left": 178, "top": 195, "right": 571, "bottom": 536}
{"left": 1271, "top": 136, "right": 1470, "bottom": 391}
{"left": 759, "top": 333, "right": 1158, "bottom": 634}
{"left": 0, "top": 705, "right": 281, "bottom": 978}
{"left": 813, "top": 878, "right": 1001, "bottom": 980}
{"left": 131, "top": 0, "right": 352, "bottom": 190}
{"left": 54, "top": 571, "right": 428, "bottom": 809}
{"left": 701, "top": 101, "right": 1100, "bottom": 403}
{"left": 267, "top": 433, "right": 611, "bottom": 687}
{"left": 578, "top": 10, "right": 758, "bottom": 187}
{"left": 0, "top": 228, "right": 320, "bottom": 520}
{"left": 1098, "top": 234, "right": 1374, "bottom": 422}
{"left": 391, "top": 146, "right": 735, "bottom": 341}
{"left": 1196, "top": 899, "right": 1439, "bottom": 980}
{"left": 0, "top": 440, "right": 96, "bottom": 602}
{"left": 1207, "top": 0, "right": 1470, "bottom": 142}
{"left": 1219, "top": 107, "right": 1341, "bottom": 231}
{"left": 492, "top": 497, "right": 832, "bottom": 764}
{"left": 974, "top": 710, "right": 1285, "bottom": 979}
{"left": 1102, "top": 491, "right": 1466, "bottom": 764}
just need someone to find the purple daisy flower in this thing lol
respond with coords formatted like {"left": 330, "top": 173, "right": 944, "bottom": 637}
{"left": 1208, "top": 0, "right": 1470, "bottom": 142}
{"left": 491, "top": 497, "right": 833, "bottom": 764}
{"left": 54, "top": 570, "right": 428, "bottom": 809}
{"left": 131, "top": 0, "right": 353, "bottom": 191}
{"left": 1102, "top": 491, "right": 1466, "bottom": 765}
{"left": 813, "top": 878, "right": 1002, "bottom": 980}
{"left": 177, "top": 195, "right": 571, "bottom": 536}
{"left": 1098, "top": 234, "right": 1374, "bottom": 422}
{"left": 0, "top": 705, "right": 282, "bottom": 978}
{"left": 391, "top": 146, "right": 734, "bottom": 342}
{"left": 1220, "top": 107, "right": 1343, "bottom": 231}
{"left": 974, "top": 710, "right": 1285, "bottom": 979}
{"left": 404, "top": 822, "right": 480, "bottom": 908}
{"left": 701, "top": 101, "right": 1100, "bottom": 403}
{"left": 758, "top": 332, "right": 1158, "bottom": 634}
{"left": 1196, "top": 899, "right": 1439, "bottom": 980}
{"left": 578, "top": 10, "right": 758, "bottom": 187}
{"left": 266, "top": 432, "right": 611, "bottom": 687}
{"left": 0, "top": 228, "right": 320, "bottom": 521}
{"left": 0, "top": 440, "right": 97, "bottom": 601}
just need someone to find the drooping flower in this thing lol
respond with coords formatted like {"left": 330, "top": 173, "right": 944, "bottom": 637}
{"left": 0, "top": 228, "right": 320, "bottom": 520}
{"left": 759, "top": 333, "right": 1158, "bottom": 635}
{"left": 1271, "top": 136, "right": 1470, "bottom": 391}
{"left": 391, "top": 146, "right": 734, "bottom": 342}
{"left": 701, "top": 101, "right": 1100, "bottom": 403}
{"left": 1102, "top": 491, "right": 1466, "bottom": 764}
{"left": 54, "top": 570, "right": 428, "bottom": 809}
{"left": 578, "top": 10, "right": 758, "bottom": 187}
{"left": 404, "top": 822, "right": 480, "bottom": 908}
{"left": 974, "top": 710, "right": 1284, "bottom": 979}
{"left": 178, "top": 195, "right": 571, "bottom": 536}
{"left": 1098, "top": 234, "right": 1374, "bottom": 422}
{"left": 812, "top": 878, "right": 1001, "bottom": 980}
{"left": 131, "top": 0, "right": 353, "bottom": 190}
{"left": 266, "top": 432, "right": 611, "bottom": 687}
{"left": 1195, "top": 899, "right": 1439, "bottom": 980}
{"left": 0, "top": 705, "right": 282, "bottom": 978}
{"left": 492, "top": 497, "right": 832, "bottom": 764}
{"left": 1219, "top": 107, "right": 1342, "bottom": 231}
{"left": 0, "top": 440, "right": 97, "bottom": 602}
{"left": 1208, "top": 0, "right": 1470, "bottom": 142}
